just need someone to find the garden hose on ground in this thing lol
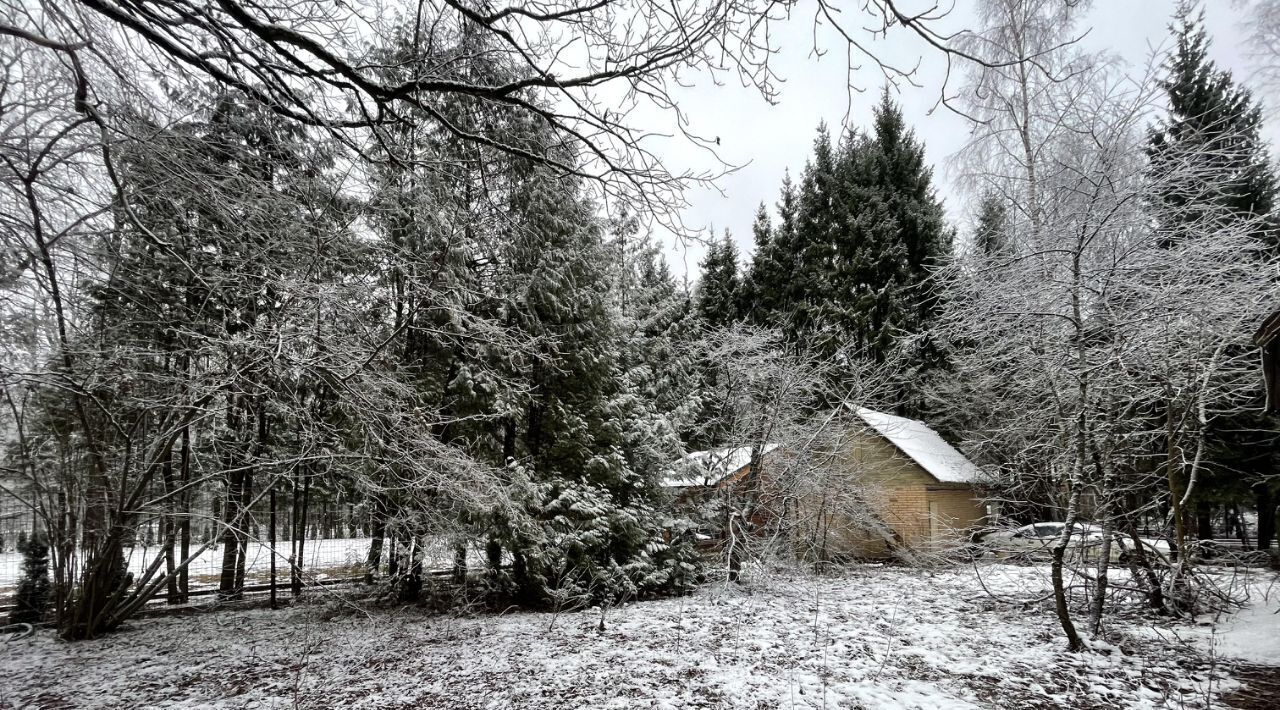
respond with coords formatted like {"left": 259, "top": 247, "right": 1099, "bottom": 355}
{"left": 1, "top": 623, "right": 34, "bottom": 642}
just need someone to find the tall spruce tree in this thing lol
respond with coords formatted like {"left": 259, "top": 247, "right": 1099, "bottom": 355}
{"left": 606, "top": 212, "right": 702, "bottom": 462}
{"left": 1148, "top": 2, "right": 1280, "bottom": 549}
{"left": 737, "top": 204, "right": 779, "bottom": 321}
{"left": 775, "top": 170, "right": 800, "bottom": 303}
{"left": 737, "top": 101, "right": 948, "bottom": 408}
{"left": 789, "top": 125, "right": 840, "bottom": 343}
{"left": 743, "top": 174, "right": 800, "bottom": 329}
{"left": 974, "top": 193, "right": 1012, "bottom": 257}
{"left": 695, "top": 231, "right": 742, "bottom": 328}
{"left": 826, "top": 92, "right": 949, "bottom": 397}
{"left": 492, "top": 157, "right": 701, "bottom": 604}
{"left": 1149, "top": 2, "right": 1279, "bottom": 249}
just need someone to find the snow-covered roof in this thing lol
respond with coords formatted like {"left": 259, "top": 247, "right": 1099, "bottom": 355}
{"left": 661, "top": 443, "right": 781, "bottom": 488}
{"left": 852, "top": 407, "right": 983, "bottom": 484}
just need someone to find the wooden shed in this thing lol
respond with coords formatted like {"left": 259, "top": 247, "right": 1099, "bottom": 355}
{"left": 662, "top": 408, "right": 987, "bottom": 559}
{"left": 1255, "top": 310, "right": 1280, "bottom": 414}
{"left": 827, "top": 407, "right": 988, "bottom": 558}
{"left": 661, "top": 443, "right": 781, "bottom": 492}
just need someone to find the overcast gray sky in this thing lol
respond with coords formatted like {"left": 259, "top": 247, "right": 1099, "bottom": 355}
{"left": 657, "top": 1, "right": 1272, "bottom": 279}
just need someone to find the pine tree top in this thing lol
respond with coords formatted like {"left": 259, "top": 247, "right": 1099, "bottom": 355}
{"left": 1149, "top": 0, "right": 1279, "bottom": 246}
{"left": 1158, "top": 2, "right": 1259, "bottom": 141}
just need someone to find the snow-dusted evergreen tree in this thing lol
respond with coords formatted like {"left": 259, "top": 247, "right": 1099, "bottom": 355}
{"left": 9, "top": 533, "right": 51, "bottom": 625}
{"left": 695, "top": 231, "right": 742, "bottom": 328}
{"left": 1149, "top": 2, "right": 1279, "bottom": 250}
{"left": 737, "top": 204, "right": 776, "bottom": 320}
{"left": 604, "top": 213, "right": 705, "bottom": 588}
{"left": 743, "top": 175, "right": 800, "bottom": 330}
{"left": 829, "top": 91, "right": 949, "bottom": 377}
{"left": 774, "top": 170, "right": 800, "bottom": 315}
{"left": 1147, "top": 2, "right": 1280, "bottom": 552}
{"left": 740, "top": 100, "right": 948, "bottom": 408}
{"left": 973, "top": 193, "right": 1012, "bottom": 257}
{"left": 607, "top": 212, "right": 703, "bottom": 455}
{"left": 489, "top": 162, "right": 700, "bottom": 606}
{"left": 363, "top": 27, "right": 530, "bottom": 592}
{"left": 788, "top": 125, "right": 840, "bottom": 344}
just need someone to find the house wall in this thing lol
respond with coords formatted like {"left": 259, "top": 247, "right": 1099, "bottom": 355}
{"left": 674, "top": 432, "right": 986, "bottom": 560}
{"left": 812, "top": 430, "right": 986, "bottom": 558}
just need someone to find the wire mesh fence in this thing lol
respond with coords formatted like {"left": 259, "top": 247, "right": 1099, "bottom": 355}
{"left": 0, "top": 492, "right": 37, "bottom": 607}
{"left": 0, "top": 482, "right": 392, "bottom": 610}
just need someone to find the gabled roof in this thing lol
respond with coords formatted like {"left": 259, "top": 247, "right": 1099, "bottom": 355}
{"left": 852, "top": 407, "right": 983, "bottom": 484}
{"left": 661, "top": 443, "right": 781, "bottom": 488}
{"left": 1255, "top": 310, "right": 1280, "bottom": 414}
{"left": 1255, "top": 309, "right": 1280, "bottom": 347}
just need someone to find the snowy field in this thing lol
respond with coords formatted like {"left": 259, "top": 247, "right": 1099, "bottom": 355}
{"left": 0, "top": 538, "right": 375, "bottom": 603}
{"left": 1184, "top": 574, "right": 1280, "bottom": 666}
{"left": 3, "top": 563, "right": 1275, "bottom": 709}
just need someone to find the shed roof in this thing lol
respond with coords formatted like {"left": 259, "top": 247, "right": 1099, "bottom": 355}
{"left": 661, "top": 443, "right": 781, "bottom": 488}
{"left": 1255, "top": 310, "right": 1280, "bottom": 414}
{"left": 1255, "top": 309, "right": 1280, "bottom": 347}
{"left": 852, "top": 407, "right": 983, "bottom": 485}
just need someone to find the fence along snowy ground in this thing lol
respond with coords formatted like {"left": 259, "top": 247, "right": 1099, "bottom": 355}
{"left": 0, "top": 484, "right": 449, "bottom": 613}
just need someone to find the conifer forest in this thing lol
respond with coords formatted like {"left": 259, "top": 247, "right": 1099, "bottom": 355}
{"left": 1, "top": 1, "right": 1280, "bottom": 708}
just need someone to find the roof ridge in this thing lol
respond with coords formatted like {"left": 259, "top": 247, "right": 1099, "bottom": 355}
{"left": 852, "top": 405, "right": 981, "bottom": 485}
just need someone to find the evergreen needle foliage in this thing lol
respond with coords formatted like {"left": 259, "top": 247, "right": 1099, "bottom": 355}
{"left": 10, "top": 534, "right": 52, "bottom": 626}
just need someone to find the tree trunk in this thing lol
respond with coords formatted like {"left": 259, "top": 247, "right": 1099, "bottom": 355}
{"left": 1166, "top": 399, "right": 1187, "bottom": 564}
{"left": 66, "top": 532, "right": 128, "bottom": 639}
{"left": 452, "top": 543, "right": 467, "bottom": 585}
{"left": 159, "top": 442, "right": 179, "bottom": 604}
{"left": 1161, "top": 393, "right": 1196, "bottom": 615}
{"left": 400, "top": 537, "right": 424, "bottom": 602}
{"left": 1089, "top": 519, "right": 1113, "bottom": 636}
{"left": 292, "top": 473, "right": 311, "bottom": 597}
{"left": 365, "top": 496, "right": 387, "bottom": 584}
{"left": 234, "top": 462, "right": 252, "bottom": 593}
{"left": 512, "top": 549, "right": 531, "bottom": 602}
{"left": 727, "top": 513, "right": 743, "bottom": 583}
{"left": 290, "top": 469, "right": 302, "bottom": 586}
{"left": 1196, "top": 500, "right": 1213, "bottom": 541}
{"left": 178, "top": 420, "right": 191, "bottom": 603}
{"left": 1232, "top": 503, "right": 1251, "bottom": 550}
{"left": 1124, "top": 518, "right": 1166, "bottom": 613}
{"left": 218, "top": 398, "right": 248, "bottom": 600}
{"left": 1050, "top": 542, "right": 1081, "bottom": 651}
{"left": 486, "top": 535, "right": 502, "bottom": 573}
{"left": 1258, "top": 485, "right": 1277, "bottom": 551}
{"left": 502, "top": 418, "right": 516, "bottom": 462}
{"left": 269, "top": 484, "right": 277, "bottom": 609}
{"left": 217, "top": 463, "right": 243, "bottom": 600}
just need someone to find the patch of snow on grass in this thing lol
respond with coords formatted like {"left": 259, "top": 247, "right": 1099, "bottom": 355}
{"left": 1189, "top": 572, "right": 1280, "bottom": 666}
{"left": 0, "top": 564, "right": 1241, "bottom": 709}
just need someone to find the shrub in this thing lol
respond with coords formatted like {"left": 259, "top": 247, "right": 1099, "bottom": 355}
{"left": 10, "top": 533, "right": 52, "bottom": 625}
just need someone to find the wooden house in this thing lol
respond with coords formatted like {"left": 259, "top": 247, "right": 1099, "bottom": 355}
{"left": 1255, "top": 310, "right": 1280, "bottom": 414}
{"left": 663, "top": 408, "right": 987, "bottom": 559}
{"left": 661, "top": 443, "right": 781, "bottom": 492}
{"left": 826, "top": 407, "right": 987, "bottom": 557}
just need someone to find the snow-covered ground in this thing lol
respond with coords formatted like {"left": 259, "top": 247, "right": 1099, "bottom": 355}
{"left": 0, "top": 537, "right": 375, "bottom": 602}
{"left": 2, "top": 562, "right": 1264, "bottom": 709}
{"left": 1185, "top": 574, "right": 1280, "bottom": 667}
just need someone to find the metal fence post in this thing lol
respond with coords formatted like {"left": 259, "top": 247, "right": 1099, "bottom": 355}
{"left": 269, "top": 484, "right": 277, "bottom": 609}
